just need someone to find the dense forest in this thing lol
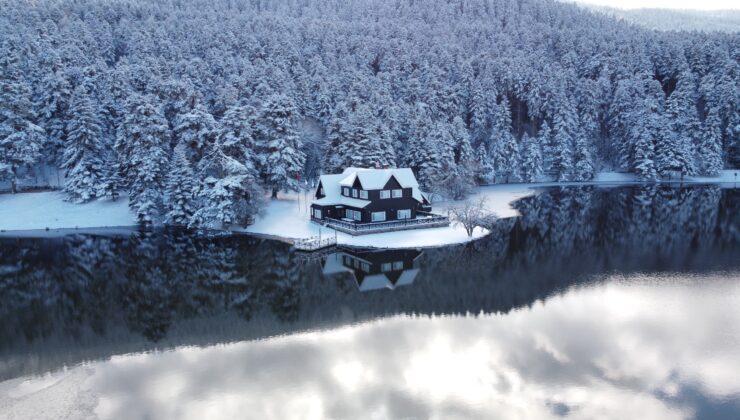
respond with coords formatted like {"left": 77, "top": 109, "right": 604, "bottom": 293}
{"left": 0, "top": 0, "right": 738, "bottom": 227}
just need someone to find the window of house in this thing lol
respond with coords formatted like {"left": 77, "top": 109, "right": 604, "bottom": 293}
{"left": 398, "top": 209, "right": 411, "bottom": 219}
{"left": 393, "top": 261, "right": 404, "bottom": 270}
{"left": 343, "top": 187, "right": 350, "bottom": 196}
{"left": 352, "top": 189, "right": 358, "bottom": 198}
{"left": 360, "top": 190, "right": 368, "bottom": 199}
{"left": 392, "top": 189, "right": 402, "bottom": 198}
{"left": 361, "top": 262, "right": 370, "bottom": 272}
{"left": 381, "top": 262, "right": 393, "bottom": 272}
{"left": 319, "top": 187, "right": 324, "bottom": 196}
{"left": 313, "top": 209, "right": 322, "bottom": 219}
{"left": 346, "top": 209, "right": 361, "bottom": 221}
{"left": 372, "top": 211, "right": 386, "bottom": 222}
{"left": 380, "top": 190, "right": 391, "bottom": 199}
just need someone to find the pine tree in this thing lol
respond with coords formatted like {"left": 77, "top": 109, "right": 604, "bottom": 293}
{"left": 37, "top": 71, "right": 72, "bottom": 169}
{"left": 520, "top": 132, "right": 543, "bottom": 182}
{"left": 550, "top": 111, "right": 573, "bottom": 182}
{"left": 630, "top": 95, "right": 662, "bottom": 181}
{"left": 0, "top": 70, "right": 44, "bottom": 193}
{"left": 490, "top": 99, "right": 519, "bottom": 183}
{"left": 663, "top": 72, "right": 698, "bottom": 179}
{"left": 475, "top": 144, "right": 494, "bottom": 184}
{"left": 190, "top": 139, "right": 264, "bottom": 229}
{"left": 216, "top": 103, "right": 259, "bottom": 172}
{"left": 336, "top": 103, "right": 390, "bottom": 169}
{"left": 451, "top": 116, "right": 475, "bottom": 180}
{"left": 164, "top": 143, "right": 197, "bottom": 226}
{"left": 173, "top": 102, "right": 216, "bottom": 163}
{"left": 698, "top": 110, "right": 724, "bottom": 176}
{"left": 255, "top": 94, "right": 306, "bottom": 198}
{"left": 100, "top": 151, "right": 123, "bottom": 202}
{"left": 115, "top": 94, "right": 170, "bottom": 225}
{"left": 572, "top": 126, "right": 595, "bottom": 181}
{"left": 62, "top": 86, "right": 105, "bottom": 203}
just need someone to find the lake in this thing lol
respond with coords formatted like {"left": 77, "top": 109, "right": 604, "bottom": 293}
{"left": 0, "top": 185, "right": 738, "bottom": 420}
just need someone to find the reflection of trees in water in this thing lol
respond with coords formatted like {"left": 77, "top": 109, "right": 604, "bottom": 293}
{"left": 0, "top": 186, "right": 737, "bottom": 365}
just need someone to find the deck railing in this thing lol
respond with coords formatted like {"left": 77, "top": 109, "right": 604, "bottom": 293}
{"left": 311, "top": 212, "right": 449, "bottom": 235}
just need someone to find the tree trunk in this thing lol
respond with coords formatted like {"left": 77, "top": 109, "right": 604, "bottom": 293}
{"left": 10, "top": 166, "right": 17, "bottom": 194}
{"left": 271, "top": 187, "right": 278, "bottom": 199}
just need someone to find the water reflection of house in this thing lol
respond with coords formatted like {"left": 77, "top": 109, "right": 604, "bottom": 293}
{"left": 322, "top": 248, "right": 422, "bottom": 292}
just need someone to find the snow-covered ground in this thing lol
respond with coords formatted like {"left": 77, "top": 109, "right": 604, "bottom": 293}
{"left": 0, "top": 191, "right": 135, "bottom": 233}
{"left": 240, "top": 197, "right": 492, "bottom": 249}
{"left": 1, "top": 170, "right": 737, "bottom": 247}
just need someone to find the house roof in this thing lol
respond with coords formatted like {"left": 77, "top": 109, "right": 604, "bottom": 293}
{"left": 314, "top": 173, "right": 371, "bottom": 208}
{"left": 318, "top": 167, "right": 424, "bottom": 203}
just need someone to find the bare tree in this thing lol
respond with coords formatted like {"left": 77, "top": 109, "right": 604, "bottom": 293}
{"left": 449, "top": 197, "right": 498, "bottom": 237}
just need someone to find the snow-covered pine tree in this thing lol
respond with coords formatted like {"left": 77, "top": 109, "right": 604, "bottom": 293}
{"left": 255, "top": 93, "right": 306, "bottom": 198}
{"left": 37, "top": 71, "right": 72, "bottom": 170}
{"left": 629, "top": 93, "right": 663, "bottom": 181}
{"left": 189, "top": 137, "right": 264, "bottom": 229}
{"left": 323, "top": 101, "right": 351, "bottom": 174}
{"left": 475, "top": 143, "right": 495, "bottom": 185}
{"left": 698, "top": 110, "right": 724, "bottom": 176}
{"left": 115, "top": 94, "right": 170, "bottom": 225}
{"left": 0, "top": 67, "right": 44, "bottom": 193}
{"left": 336, "top": 103, "right": 389, "bottom": 169}
{"left": 490, "top": 98, "right": 519, "bottom": 183}
{"left": 216, "top": 103, "right": 259, "bottom": 170}
{"left": 164, "top": 143, "right": 197, "bottom": 226}
{"left": 550, "top": 111, "right": 574, "bottom": 182}
{"left": 100, "top": 150, "right": 123, "bottom": 202}
{"left": 451, "top": 116, "right": 475, "bottom": 180}
{"left": 572, "top": 125, "right": 595, "bottom": 181}
{"left": 62, "top": 86, "right": 106, "bottom": 203}
{"left": 173, "top": 102, "right": 216, "bottom": 163}
{"left": 519, "top": 132, "right": 543, "bottom": 182}
{"left": 538, "top": 123, "right": 553, "bottom": 178}
{"left": 663, "top": 72, "right": 698, "bottom": 179}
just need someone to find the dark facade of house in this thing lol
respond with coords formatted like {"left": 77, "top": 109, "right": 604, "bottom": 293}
{"left": 310, "top": 168, "right": 431, "bottom": 225}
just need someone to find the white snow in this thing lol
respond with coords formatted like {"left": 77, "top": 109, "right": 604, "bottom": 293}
{"left": 0, "top": 191, "right": 135, "bottom": 232}
{"left": 0, "top": 170, "right": 737, "bottom": 247}
{"left": 241, "top": 196, "right": 490, "bottom": 248}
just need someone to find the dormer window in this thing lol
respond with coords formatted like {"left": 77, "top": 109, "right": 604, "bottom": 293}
{"left": 343, "top": 187, "right": 350, "bottom": 196}
{"left": 380, "top": 190, "right": 391, "bottom": 199}
{"left": 352, "top": 188, "right": 358, "bottom": 198}
{"left": 360, "top": 190, "right": 368, "bottom": 199}
{"left": 392, "top": 189, "right": 402, "bottom": 198}
{"left": 319, "top": 187, "right": 324, "bottom": 196}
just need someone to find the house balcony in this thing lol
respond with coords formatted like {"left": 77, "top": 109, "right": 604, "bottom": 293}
{"left": 311, "top": 211, "right": 450, "bottom": 236}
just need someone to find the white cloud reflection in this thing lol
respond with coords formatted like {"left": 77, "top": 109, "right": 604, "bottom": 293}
{"left": 2, "top": 274, "right": 739, "bottom": 420}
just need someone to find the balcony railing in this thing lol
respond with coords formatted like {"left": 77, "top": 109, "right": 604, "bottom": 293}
{"left": 311, "top": 212, "right": 449, "bottom": 235}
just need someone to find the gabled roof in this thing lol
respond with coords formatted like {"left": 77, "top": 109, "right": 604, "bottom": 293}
{"left": 314, "top": 173, "right": 371, "bottom": 208}
{"left": 317, "top": 167, "right": 424, "bottom": 203}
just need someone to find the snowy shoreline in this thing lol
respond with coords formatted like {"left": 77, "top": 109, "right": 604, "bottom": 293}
{"left": 1, "top": 171, "right": 737, "bottom": 247}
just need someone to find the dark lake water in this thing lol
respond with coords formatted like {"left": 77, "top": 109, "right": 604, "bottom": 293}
{"left": 0, "top": 185, "right": 739, "bottom": 420}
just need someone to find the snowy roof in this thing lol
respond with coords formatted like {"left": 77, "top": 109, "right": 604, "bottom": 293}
{"left": 317, "top": 167, "right": 424, "bottom": 203}
{"left": 314, "top": 173, "right": 371, "bottom": 208}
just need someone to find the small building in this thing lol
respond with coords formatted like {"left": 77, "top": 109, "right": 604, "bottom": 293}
{"left": 310, "top": 167, "right": 445, "bottom": 235}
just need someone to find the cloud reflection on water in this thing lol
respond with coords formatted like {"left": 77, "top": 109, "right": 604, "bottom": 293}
{"left": 6, "top": 274, "right": 738, "bottom": 420}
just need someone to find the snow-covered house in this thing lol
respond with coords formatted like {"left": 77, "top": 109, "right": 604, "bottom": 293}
{"left": 310, "top": 167, "right": 434, "bottom": 228}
